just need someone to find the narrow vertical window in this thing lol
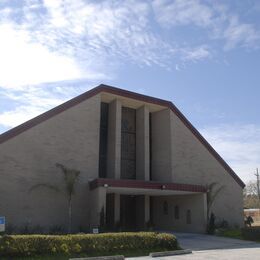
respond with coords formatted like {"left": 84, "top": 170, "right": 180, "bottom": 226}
{"left": 99, "top": 102, "right": 109, "bottom": 178}
{"left": 186, "top": 209, "right": 191, "bottom": 224}
{"left": 174, "top": 206, "right": 179, "bottom": 220}
{"left": 163, "top": 201, "right": 168, "bottom": 215}
{"left": 149, "top": 112, "right": 152, "bottom": 180}
{"left": 121, "top": 107, "right": 136, "bottom": 179}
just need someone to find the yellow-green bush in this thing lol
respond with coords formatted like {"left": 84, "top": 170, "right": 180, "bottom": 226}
{"left": 0, "top": 232, "right": 178, "bottom": 257}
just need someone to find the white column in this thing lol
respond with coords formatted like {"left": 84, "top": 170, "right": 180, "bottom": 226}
{"left": 107, "top": 99, "right": 122, "bottom": 179}
{"left": 136, "top": 105, "right": 150, "bottom": 181}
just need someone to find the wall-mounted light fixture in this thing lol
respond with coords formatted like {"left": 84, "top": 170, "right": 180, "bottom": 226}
{"left": 104, "top": 184, "right": 109, "bottom": 188}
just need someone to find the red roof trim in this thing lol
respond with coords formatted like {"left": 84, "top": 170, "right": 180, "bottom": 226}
{"left": 89, "top": 178, "right": 207, "bottom": 193}
{"left": 0, "top": 84, "right": 245, "bottom": 188}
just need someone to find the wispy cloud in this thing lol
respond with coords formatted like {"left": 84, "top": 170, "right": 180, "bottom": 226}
{"left": 0, "top": 81, "right": 94, "bottom": 129}
{"left": 2, "top": 0, "right": 256, "bottom": 91}
{"left": 0, "top": 0, "right": 259, "bottom": 134}
{"left": 222, "top": 16, "right": 260, "bottom": 50}
{"left": 152, "top": 0, "right": 260, "bottom": 50}
{"left": 200, "top": 124, "right": 260, "bottom": 183}
{"left": 0, "top": 105, "right": 46, "bottom": 128}
{"left": 0, "top": 0, "right": 216, "bottom": 91}
{"left": 152, "top": 0, "right": 213, "bottom": 28}
{"left": 181, "top": 45, "right": 211, "bottom": 62}
{"left": 0, "top": 0, "right": 173, "bottom": 131}
{"left": 24, "top": 0, "right": 176, "bottom": 71}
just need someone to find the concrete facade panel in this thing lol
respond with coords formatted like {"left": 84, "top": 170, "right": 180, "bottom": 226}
{"left": 151, "top": 109, "right": 172, "bottom": 182}
{"left": 152, "top": 194, "right": 207, "bottom": 233}
{"left": 107, "top": 99, "right": 121, "bottom": 179}
{"left": 136, "top": 106, "right": 150, "bottom": 181}
{"left": 170, "top": 111, "right": 244, "bottom": 227}
{"left": 0, "top": 95, "right": 101, "bottom": 232}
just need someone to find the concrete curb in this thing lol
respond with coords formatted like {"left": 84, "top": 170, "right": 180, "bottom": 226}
{"left": 69, "top": 256, "right": 124, "bottom": 260}
{"left": 150, "top": 249, "right": 192, "bottom": 257}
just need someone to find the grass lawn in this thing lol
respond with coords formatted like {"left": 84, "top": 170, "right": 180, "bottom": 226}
{"left": 217, "top": 229, "right": 244, "bottom": 240}
{"left": 217, "top": 227, "right": 260, "bottom": 242}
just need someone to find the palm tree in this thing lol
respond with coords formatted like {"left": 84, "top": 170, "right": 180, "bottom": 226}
{"left": 30, "top": 163, "right": 80, "bottom": 233}
{"left": 206, "top": 182, "right": 225, "bottom": 222}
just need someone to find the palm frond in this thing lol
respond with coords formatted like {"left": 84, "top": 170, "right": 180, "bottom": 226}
{"left": 207, "top": 182, "right": 218, "bottom": 191}
{"left": 207, "top": 182, "right": 225, "bottom": 210}
{"left": 29, "top": 183, "right": 60, "bottom": 193}
{"left": 56, "top": 163, "right": 80, "bottom": 196}
{"left": 56, "top": 163, "right": 67, "bottom": 173}
{"left": 211, "top": 185, "right": 225, "bottom": 203}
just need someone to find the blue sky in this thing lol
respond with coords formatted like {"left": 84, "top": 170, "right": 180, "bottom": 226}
{"left": 0, "top": 0, "right": 259, "bottom": 183}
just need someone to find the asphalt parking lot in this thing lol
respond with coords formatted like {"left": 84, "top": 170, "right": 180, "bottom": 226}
{"left": 127, "top": 232, "right": 260, "bottom": 260}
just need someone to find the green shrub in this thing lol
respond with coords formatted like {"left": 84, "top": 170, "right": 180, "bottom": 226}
{"left": 207, "top": 213, "right": 216, "bottom": 234}
{"left": 242, "top": 227, "right": 260, "bottom": 241}
{"left": 49, "top": 225, "right": 65, "bottom": 235}
{"left": 0, "top": 232, "right": 178, "bottom": 257}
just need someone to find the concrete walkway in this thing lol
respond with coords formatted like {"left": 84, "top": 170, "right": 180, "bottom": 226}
{"left": 174, "top": 232, "right": 260, "bottom": 250}
{"left": 126, "top": 232, "right": 260, "bottom": 260}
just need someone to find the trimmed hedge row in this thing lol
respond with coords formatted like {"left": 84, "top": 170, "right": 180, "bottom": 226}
{"left": 0, "top": 232, "right": 178, "bottom": 257}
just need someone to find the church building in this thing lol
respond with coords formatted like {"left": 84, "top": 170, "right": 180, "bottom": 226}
{"left": 0, "top": 85, "right": 245, "bottom": 233}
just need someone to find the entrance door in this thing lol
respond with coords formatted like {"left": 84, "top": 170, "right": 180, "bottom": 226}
{"left": 120, "top": 195, "right": 137, "bottom": 231}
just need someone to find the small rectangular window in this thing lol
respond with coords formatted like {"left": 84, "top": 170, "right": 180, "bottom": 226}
{"left": 174, "top": 206, "right": 179, "bottom": 219}
{"left": 186, "top": 209, "right": 191, "bottom": 224}
{"left": 163, "top": 201, "right": 168, "bottom": 215}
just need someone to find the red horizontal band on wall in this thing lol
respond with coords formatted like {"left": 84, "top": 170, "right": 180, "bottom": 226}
{"left": 0, "top": 84, "right": 245, "bottom": 188}
{"left": 89, "top": 178, "right": 207, "bottom": 193}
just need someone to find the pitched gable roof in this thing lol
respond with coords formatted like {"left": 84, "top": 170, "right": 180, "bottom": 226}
{"left": 0, "top": 84, "right": 245, "bottom": 188}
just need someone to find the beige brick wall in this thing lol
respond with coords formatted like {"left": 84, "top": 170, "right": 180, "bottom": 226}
{"left": 170, "top": 110, "right": 244, "bottom": 227}
{"left": 0, "top": 92, "right": 244, "bottom": 233}
{"left": 152, "top": 194, "right": 207, "bottom": 233}
{"left": 0, "top": 95, "right": 101, "bottom": 232}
